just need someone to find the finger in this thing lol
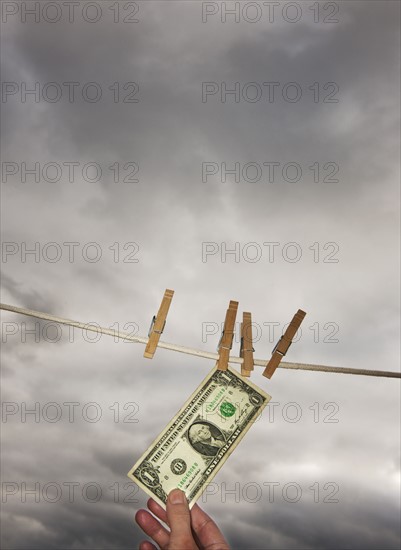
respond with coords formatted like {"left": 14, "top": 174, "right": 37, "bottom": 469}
{"left": 190, "top": 503, "right": 230, "bottom": 549}
{"left": 135, "top": 509, "right": 170, "bottom": 549}
{"left": 139, "top": 541, "right": 158, "bottom": 550}
{"left": 147, "top": 498, "right": 168, "bottom": 525}
{"left": 166, "top": 489, "right": 197, "bottom": 549}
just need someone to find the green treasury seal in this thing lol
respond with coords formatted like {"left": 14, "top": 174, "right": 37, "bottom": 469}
{"left": 220, "top": 402, "right": 236, "bottom": 417}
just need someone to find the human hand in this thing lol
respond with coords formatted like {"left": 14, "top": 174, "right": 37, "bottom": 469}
{"left": 135, "top": 488, "right": 230, "bottom": 550}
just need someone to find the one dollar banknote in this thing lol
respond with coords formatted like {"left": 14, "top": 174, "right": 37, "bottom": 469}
{"left": 127, "top": 366, "right": 271, "bottom": 508}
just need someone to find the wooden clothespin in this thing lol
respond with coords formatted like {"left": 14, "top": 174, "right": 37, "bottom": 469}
{"left": 216, "top": 300, "right": 238, "bottom": 371}
{"left": 240, "top": 312, "right": 254, "bottom": 377}
{"left": 144, "top": 289, "right": 174, "bottom": 359}
{"left": 263, "top": 309, "right": 306, "bottom": 379}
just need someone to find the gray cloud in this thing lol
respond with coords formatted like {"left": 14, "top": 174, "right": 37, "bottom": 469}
{"left": 1, "top": 1, "right": 400, "bottom": 549}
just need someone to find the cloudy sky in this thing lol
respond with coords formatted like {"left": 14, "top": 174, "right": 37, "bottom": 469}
{"left": 1, "top": 0, "right": 400, "bottom": 548}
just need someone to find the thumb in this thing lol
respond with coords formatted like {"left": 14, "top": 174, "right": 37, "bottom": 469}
{"left": 166, "top": 489, "right": 196, "bottom": 549}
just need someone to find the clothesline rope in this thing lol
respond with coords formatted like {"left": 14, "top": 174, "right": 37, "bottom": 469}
{"left": 1, "top": 303, "right": 400, "bottom": 379}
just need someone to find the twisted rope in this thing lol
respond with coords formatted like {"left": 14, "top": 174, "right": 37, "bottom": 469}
{"left": 1, "top": 303, "right": 400, "bottom": 379}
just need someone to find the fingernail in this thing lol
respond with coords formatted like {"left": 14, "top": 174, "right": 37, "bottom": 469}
{"left": 169, "top": 489, "right": 185, "bottom": 504}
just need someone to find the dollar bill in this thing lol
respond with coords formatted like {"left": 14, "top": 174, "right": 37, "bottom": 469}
{"left": 127, "top": 365, "right": 271, "bottom": 509}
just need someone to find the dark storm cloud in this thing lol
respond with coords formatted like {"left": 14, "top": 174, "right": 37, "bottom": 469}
{"left": 1, "top": 1, "right": 400, "bottom": 549}
{"left": 1, "top": 271, "right": 60, "bottom": 312}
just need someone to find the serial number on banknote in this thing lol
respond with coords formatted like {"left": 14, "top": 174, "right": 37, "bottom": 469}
{"left": 127, "top": 366, "right": 271, "bottom": 508}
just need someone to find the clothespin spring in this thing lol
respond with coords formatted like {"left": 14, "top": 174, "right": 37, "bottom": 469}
{"left": 148, "top": 316, "right": 166, "bottom": 337}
